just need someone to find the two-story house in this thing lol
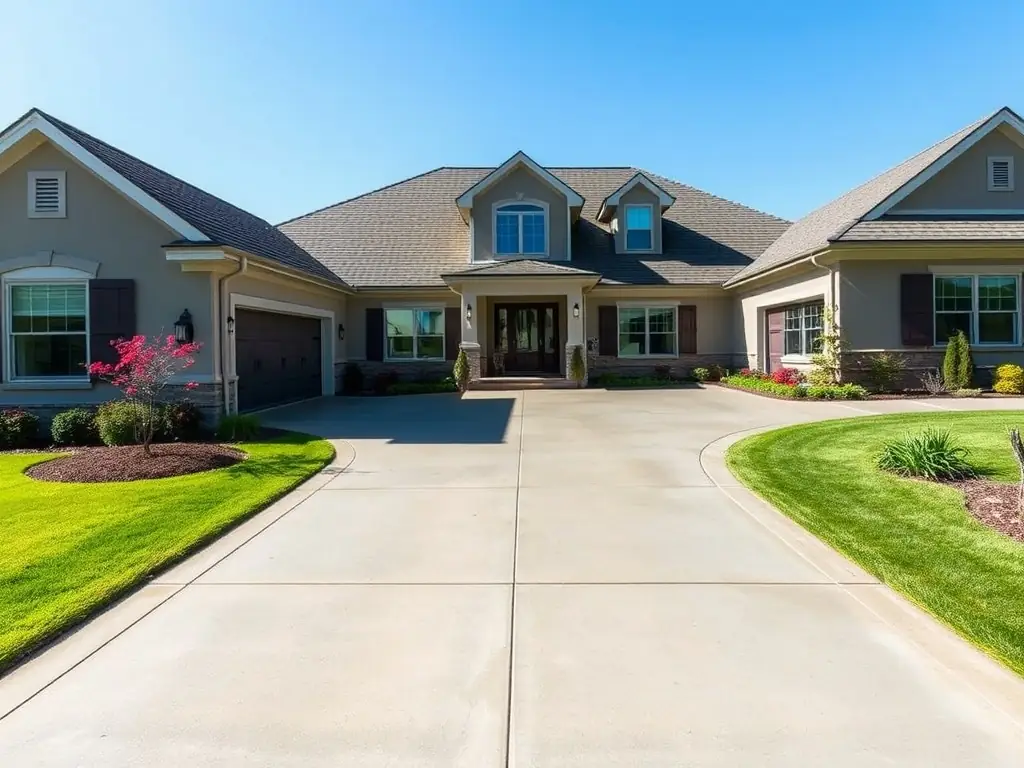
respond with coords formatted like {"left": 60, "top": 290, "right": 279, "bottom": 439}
{"left": 1, "top": 106, "right": 1023, "bottom": 418}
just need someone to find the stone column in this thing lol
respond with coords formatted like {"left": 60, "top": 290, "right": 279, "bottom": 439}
{"left": 459, "top": 290, "right": 482, "bottom": 385}
{"left": 564, "top": 287, "right": 586, "bottom": 385}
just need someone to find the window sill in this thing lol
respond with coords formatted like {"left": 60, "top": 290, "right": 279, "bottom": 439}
{"left": 1, "top": 379, "right": 93, "bottom": 391}
{"left": 780, "top": 354, "right": 813, "bottom": 365}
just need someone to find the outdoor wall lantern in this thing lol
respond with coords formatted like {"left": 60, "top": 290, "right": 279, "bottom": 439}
{"left": 174, "top": 309, "right": 195, "bottom": 344}
{"left": 466, "top": 304, "right": 473, "bottom": 322}
{"left": 338, "top": 323, "right": 346, "bottom": 340}
{"left": 573, "top": 302, "right": 580, "bottom": 318}
{"left": 226, "top": 315, "right": 235, "bottom": 335}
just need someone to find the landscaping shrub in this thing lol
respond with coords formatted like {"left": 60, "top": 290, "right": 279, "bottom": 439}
{"left": 386, "top": 378, "right": 458, "bottom": 395}
{"left": 372, "top": 371, "right": 399, "bottom": 395}
{"left": 569, "top": 346, "right": 587, "bottom": 386}
{"left": 951, "top": 388, "right": 983, "bottom": 398}
{"left": 216, "top": 414, "right": 261, "bottom": 442}
{"left": 738, "top": 367, "right": 768, "bottom": 380}
{"left": 770, "top": 367, "right": 803, "bottom": 385}
{"left": 722, "top": 376, "right": 866, "bottom": 400}
{"left": 50, "top": 408, "right": 98, "bottom": 447}
{"left": 692, "top": 367, "right": 711, "bottom": 382}
{"left": 453, "top": 348, "right": 470, "bottom": 392}
{"left": 159, "top": 401, "right": 204, "bottom": 441}
{"left": 876, "top": 428, "right": 975, "bottom": 480}
{"left": 942, "top": 330, "right": 973, "bottom": 390}
{"left": 96, "top": 401, "right": 142, "bottom": 446}
{"left": 994, "top": 363, "right": 1024, "bottom": 395}
{"left": 865, "top": 352, "right": 905, "bottom": 393}
{"left": 0, "top": 409, "right": 39, "bottom": 449}
{"left": 805, "top": 383, "right": 868, "bottom": 400}
{"left": 693, "top": 365, "right": 724, "bottom": 382}
{"left": 341, "top": 362, "right": 365, "bottom": 395}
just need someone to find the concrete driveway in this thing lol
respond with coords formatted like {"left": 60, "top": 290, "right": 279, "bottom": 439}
{"left": 2, "top": 387, "right": 1024, "bottom": 766}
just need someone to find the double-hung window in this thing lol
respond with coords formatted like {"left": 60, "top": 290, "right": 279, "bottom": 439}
{"left": 6, "top": 279, "right": 89, "bottom": 380}
{"left": 385, "top": 308, "right": 445, "bottom": 360}
{"left": 934, "top": 274, "right": 1019, "bottom": 345}
{"left": 618, "top": 306, "right": 676, "bottom": 356}
{"left": 624, "top": 204, "right": 653, "bottom": 251}
{"left": 783, "top": 303, "right": 824, "bottom": 357}
{"left": 495, "top": 202, "right": 547, "bottom": 255}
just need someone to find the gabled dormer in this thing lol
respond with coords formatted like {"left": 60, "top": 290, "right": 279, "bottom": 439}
{"left": 597, "top": 173, "right": 676, "bottom": 255}
{"left": 456, "top": 151, "right": 584, "bottom": 261}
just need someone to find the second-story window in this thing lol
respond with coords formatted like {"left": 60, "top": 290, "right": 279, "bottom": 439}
{"left": 495, "top": 202, "right": 547, "bottom": 255}
{"left": 624, "top": 204, "right": 653, "bottom": 251}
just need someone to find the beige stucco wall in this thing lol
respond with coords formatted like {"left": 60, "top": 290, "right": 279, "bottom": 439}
{"left": 0, "top": 141, "right": 215, "bottom": 405}
{"left": 613, "top": 185, "right": 663, "bottom": 254}
{"left": 734, "top": 268, "right": 831, "bottom": 369}
{"left": 471, "top": 166, "right": 569, "bottom": 260}
{"left": 345, "top": 291, "right": 457, "bottom": 360}
{"left": 892, "top": 129, "right": 1024, "bottom": 211}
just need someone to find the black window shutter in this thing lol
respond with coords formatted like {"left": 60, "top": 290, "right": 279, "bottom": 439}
{"left": 598, "top": 306, "right": 617, "bottom": 356}
{"left": 89, "top": 279, "right": 135, "bottom": 364}
{"left": 444, "top": 307, "right": 460, "bottom": 360}
{"left": 900, "top": 274, "right": 933, "bottom": 347}
{"left": 678, "top": 305, "right": 697, "bottom": 354}
{"left": 366, "top": 308, "right": 384, "bottom": 361}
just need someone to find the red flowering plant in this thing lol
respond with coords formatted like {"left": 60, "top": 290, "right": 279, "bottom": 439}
{"left": 770, "top": 367, "right": 803, "bottom": 386}
{"left": 88, "top": 335, "right": 201, "bottom": 456}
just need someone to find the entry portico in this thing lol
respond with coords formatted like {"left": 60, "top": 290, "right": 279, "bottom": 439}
{"left": 441, "top": 260, "right": 600, "bottom": 381}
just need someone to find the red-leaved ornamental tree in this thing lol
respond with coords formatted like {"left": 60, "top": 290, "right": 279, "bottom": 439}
{"left": 88, "top": 335, "right": 201, "bottom": 456}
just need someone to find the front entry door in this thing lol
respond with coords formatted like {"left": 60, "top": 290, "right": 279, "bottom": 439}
{"left": 494, "top": 303, "right": 559, "bottom": 374}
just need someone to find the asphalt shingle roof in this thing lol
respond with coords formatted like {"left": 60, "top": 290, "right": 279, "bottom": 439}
{"left": 279, "top": 167, "right": 789, "bottom": 288}
{"left": 837, "top": 218, "right": 1024, "bottom": 241}
{"left": 34, "top": 110, "right": 347, "bottom": 286}
{"left": 724, "top": 112, "right": 999, "bottom": 286}
{"left": 443, "top": 259, "right": 598, "bottom": 278}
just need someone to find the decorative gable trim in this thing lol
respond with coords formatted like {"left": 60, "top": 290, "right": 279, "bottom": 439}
{"left": 0, "top": 110, "right": 208, "bottom": 240}
{"left": 455, "top": 151, "right": 585, "bottom": 211}
{"left": 598, "top": 172, "right": 676, "bottom": 222}
{"left": 865, "top": 107, "right": 1024, "bottom": 220}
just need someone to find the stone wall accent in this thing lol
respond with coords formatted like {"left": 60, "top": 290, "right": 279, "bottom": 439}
{"left": 459, "top": 342, "right": 483, "bottom": 386}
{"left": 842, "top": 351, "right": 1001, "bottom": 389}
{"left": 353, "top": 360, "right": 454, "bottom": 388}
{"left": 587, "top": 353, "right": 742, "bottom": 378}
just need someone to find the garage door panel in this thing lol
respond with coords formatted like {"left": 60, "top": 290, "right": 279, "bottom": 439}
{"left": 236, "top": 309, "right": 323, "bottom": 411}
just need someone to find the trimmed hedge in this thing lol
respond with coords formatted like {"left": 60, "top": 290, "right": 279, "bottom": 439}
{"left": 0, "top": 409, "right": 39, "bottom": 449}
{"left": 722, "top": 375, "right": 867, "bottom": 401}
{"left": 51, "top": 408, "right": 99, "bottom": 447}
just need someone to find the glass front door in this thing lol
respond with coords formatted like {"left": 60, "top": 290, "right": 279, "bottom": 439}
{"left": 494, "top": 303, "right": 559, "bottom": 374}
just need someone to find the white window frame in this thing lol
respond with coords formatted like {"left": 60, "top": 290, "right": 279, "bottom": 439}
{"left": 616, "top": 303, "right": 678, "bottom": 358}
{"left": 932, "top": 272, "right": 1021, "bottom": 347}
{"left": 623, "top": 203, "right": 654, "bottom": 252}
{"left": 987, "top": 156, "right": 1015, "bottom": 192}
{"left": 383, "top": 305, "right": 446, "bottom": 362}
{"left": 27, "top": 170, "right": 67, "bottom": 218}
{"left": 492, "top": 199, "right": 549, "bottom": 257}
{"left": 781, "top": 302, "right": 824, "bottom": 360}
{"left": 3, "top": 266, "right": 91, "bottom": 384}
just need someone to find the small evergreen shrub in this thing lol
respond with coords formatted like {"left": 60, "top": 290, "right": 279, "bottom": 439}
{"left": 159, "top": 401, "right": 204, "bottom": 441}
{"left": 876, "top": 429, "right": 975, "bottom": 480}
{"left": 942, "top": 330, "right": 973, "bottom": 390}
{"left": 569, "top": 346, "right": 586, "bottom": 386}
{"left": 0, "top": 408, "right": 40, "bottom": 449}
{"left": 865, "top": 352, "right": 905, "bottom": 393}
{"left": 216, "top": 414, "right": 262, "bottom": 442}
{"left": 50, "top": 408, "right": 99, "bottom": 446}
{"left": 805, "top": 383, "right": 868, "bottom": 400}
{"left": 993, "top": 363, "right": 1024, "bottom": 395}
{"left": 453, "top": 348, "right": 470, "bottom": 392}
{"left": 341, "top": 362, "right": 365, "bottom": 395}
{"left": 692, "top": 367, "right": 710, "bottom": 382}
{"left": 96, "top": 401, "right": 141, "bottom": 446}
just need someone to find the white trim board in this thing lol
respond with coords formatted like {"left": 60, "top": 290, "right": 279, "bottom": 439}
{"left": 456, "top": 151, "right": 584, "bottom": 209}
{"left": 865, "top": 108, "right": 1024, "bottom": 220}
{"left": 598, "top": 172, "right": 675, "bottom": 220}
{"left": 228, "top": 293, "right": 336, "bottom": 397}
{"left": 0, "top": 111, "right": 208, "bottom": 240}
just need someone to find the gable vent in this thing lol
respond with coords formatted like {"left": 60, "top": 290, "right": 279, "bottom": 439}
{"left": 988, "top": 156, "right": 1014, "bottom": 192}
{"left": 28, "top": 171, "right": 66, "bottom": 218}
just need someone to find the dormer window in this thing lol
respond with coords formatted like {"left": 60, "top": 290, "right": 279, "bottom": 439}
{"left": 494, "top": 201, "right": 547, "bottom": 256}
{"left": 988, "top": 157, "right": 1014, "bottom": 191}
{"left": 624, "top": 204, "right": 653, "bottom": 251}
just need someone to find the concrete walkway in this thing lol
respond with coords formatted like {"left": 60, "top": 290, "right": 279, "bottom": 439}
{"left": 2, "top": 387, "right": 1024, "bottom": 766}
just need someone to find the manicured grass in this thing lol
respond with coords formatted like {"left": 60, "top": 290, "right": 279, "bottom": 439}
{"left": 727, "top": 411, "right": 1024, "bottom": 677}
{"left": 0, "top": 433, "right": 334, "bottom": 672}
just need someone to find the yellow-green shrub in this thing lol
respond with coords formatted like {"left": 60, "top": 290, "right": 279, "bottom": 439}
{"left": 993, "top": 363, "right": 1024, "bottom": 395}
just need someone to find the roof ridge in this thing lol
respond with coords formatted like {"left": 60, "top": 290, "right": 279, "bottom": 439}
{"left": 641, "top": 168, "right": 791, "bottom": 225}
{"left": 277, "top": 166, "right": 452, "bottom": 226}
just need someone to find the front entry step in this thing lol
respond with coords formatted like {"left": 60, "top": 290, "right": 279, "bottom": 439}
{"left": 474, "top": 376, "right": 579, "bottom": 391}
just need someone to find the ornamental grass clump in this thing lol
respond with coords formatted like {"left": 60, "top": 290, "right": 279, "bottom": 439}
{"left": 876, "top": 428, "right": 975, "bottom": 481}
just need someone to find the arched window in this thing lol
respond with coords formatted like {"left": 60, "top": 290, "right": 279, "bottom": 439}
{"left": 494, "top": 201, "right": 548, "bottom": 256}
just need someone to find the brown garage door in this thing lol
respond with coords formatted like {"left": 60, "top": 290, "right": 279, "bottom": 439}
{"left": 235, "top": 309, "right": 323, "bottom": 411}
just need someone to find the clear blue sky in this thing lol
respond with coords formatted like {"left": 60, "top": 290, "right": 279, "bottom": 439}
{"left": 4, "top": 0, "right": 1023, "bottom": 224}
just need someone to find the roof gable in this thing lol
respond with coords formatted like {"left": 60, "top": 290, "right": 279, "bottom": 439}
{"left": 598, "top": 172, "right": 676, "bottom": 221}
{"left": 455, "top": 151, "right": 584, "bottom": 213}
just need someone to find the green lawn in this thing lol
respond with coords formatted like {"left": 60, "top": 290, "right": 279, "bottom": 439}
{"left": 0, "top": 433, "right": 334, "bottom": 672}
{"left": 727, "top": 411, "right": 1024, "bottom": 677}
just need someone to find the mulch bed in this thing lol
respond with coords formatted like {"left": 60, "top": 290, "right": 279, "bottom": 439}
{"left": 26, "top": 443, "right": 246, "bottom": 483}
{"left": 948, "top": 479, "right": 1024, "bottom": 544}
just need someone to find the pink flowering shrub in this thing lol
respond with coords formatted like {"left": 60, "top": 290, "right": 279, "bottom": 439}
{"left": 739, "top": 367, "right": 768, "bottom": 380}
{"left": 88, "top": 335, "right": 201, "bottom": 455}
{"left": 770, "top": 367, "right": 803, "bottom": 386}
